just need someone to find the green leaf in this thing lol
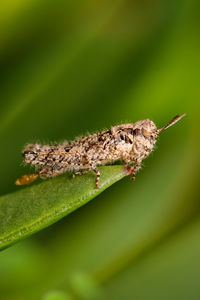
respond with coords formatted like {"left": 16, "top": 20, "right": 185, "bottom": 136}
{"left": 0, "top": 166, "right": 127, "bottom": 251}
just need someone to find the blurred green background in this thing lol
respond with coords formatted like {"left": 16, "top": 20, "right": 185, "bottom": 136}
{"left": 0, "top": 0, "right": 199, "bottom": 299}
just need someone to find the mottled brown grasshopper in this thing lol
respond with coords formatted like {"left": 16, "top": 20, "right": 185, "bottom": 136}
{"left": 16, "top": 114, "right": 186, "bottom": 188}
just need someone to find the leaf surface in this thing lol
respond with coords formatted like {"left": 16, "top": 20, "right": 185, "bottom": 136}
{"left": 0, "top": 166, "right": 127, "bottom": 251}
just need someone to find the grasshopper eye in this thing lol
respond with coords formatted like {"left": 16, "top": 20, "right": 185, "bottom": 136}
{"left": 142, "top": 127, "right": 151, "bottom": 138}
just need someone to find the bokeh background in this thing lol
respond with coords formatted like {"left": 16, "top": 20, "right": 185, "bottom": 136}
{"left": 0, "top": 0, "right": 199, "bottom": 299}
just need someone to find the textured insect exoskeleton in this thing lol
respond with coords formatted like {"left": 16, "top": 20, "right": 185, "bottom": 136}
{"left": 15, "top": 114, "right": 186, "bottom": 188}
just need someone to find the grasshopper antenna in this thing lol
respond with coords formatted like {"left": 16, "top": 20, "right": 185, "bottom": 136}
{"left": 157, "top": 113, "right": 186, "bottom": 134}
